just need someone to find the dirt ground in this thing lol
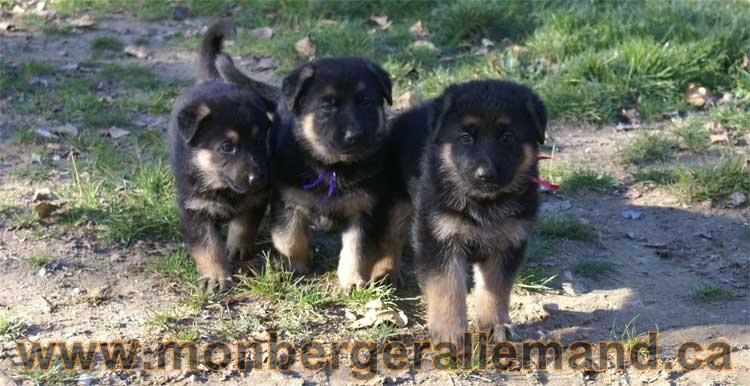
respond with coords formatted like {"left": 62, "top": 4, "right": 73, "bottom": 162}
{"left": 1, "top": 14, "right": 748, "bottom": 386}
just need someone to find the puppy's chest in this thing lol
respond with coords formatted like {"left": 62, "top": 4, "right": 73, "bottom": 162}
{"left": 429, "top": 210, "right": 532, "bottom": 254}
{"left": 281, "top": 185, "right": 374, "bottom": 220}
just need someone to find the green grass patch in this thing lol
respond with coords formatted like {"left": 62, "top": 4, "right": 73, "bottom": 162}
{"left": 561, "top": 169, "right": 616, "bottom": 195}
{"left": 619, "top": 131, "right": 676, "bottom": 165}
{"left": 24, "top": 252, "right": 51, "bottom": 268}
{"left": 0, "top": 310, "right": 24, "bottom": 338}
{"left": 672, "top": 122, "right": 709, "bottom": 154}
{"left": 535, "top": 214, "right": 596, "bottom": 241}
{"left": 633, "top": 167, "right": 680, "bottom": 185}
{"left": 90, "top": 35, "right": 124, "bottom": 55}
{"left": 515, "top": 266, "right": 556, "bottom": 292}
{"left": 525, "top": 235, "right": 558, "bottom": 261}
{"left": 147, "top": 248, "right": 200, "bottom": 286}
{"left": 674, "top": 158, "right": 750, "bottom": 203}
{"left": 690, "top": 283, "right": 739, "bottom": 303}
{"left": 573, "top": 259, "right": 616, "bottom": 280}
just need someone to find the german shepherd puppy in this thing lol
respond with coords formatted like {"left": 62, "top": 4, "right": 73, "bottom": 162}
{"left": 167, "top": 20, "right": 274, "bottom": 291}
{"left": 386, "top": 80, "right": 547, "bottom": 345}
{"left": 254, "top": 57, "right": 393, "bottom": 290}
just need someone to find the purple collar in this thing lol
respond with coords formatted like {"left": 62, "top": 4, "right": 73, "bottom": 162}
{"left": 303, "top": 170, "right": 336, "bottom": 199}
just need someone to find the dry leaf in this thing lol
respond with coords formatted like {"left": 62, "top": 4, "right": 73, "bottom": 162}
{"left": 709, "top": 133, "right": 729, "bottom": 144}
{"left": 295, "top": 36, "right": 316, "bottom": 58}
{"left": 409, "top": 20, "right": 428, "bottom": 37}
{"left": 348, "top": 300, "right": 408, "bottom": 329}
{"left": 51, "top": 124, "right": 78, "bottom": 137}
{"left": 32, "top": 188, "right": 52, "bottom": 202}
{"left": 107, "top": 127, "right": 131, "bottom": 139}
{"left": 70, "top": 14, "right": 95, "bottom": 28}
{"left": 249, "top": 27, "right": 273, "bottom": 39}
{"left": 704, "top": 121, "right": 724, "bottom": 134}
{"left": 34, "top": 202, "right": 61, "bottom": 219}
{"left": 369, "top": 15, "right": 391, "bottom": 30}
{"left": 411, "top": 40, "right": 439, "bottom": 54}
{"left": 729, "top": 191, "right": 746, "bottom": 207}
{"left": 685, "top": 83, "right": 713, "bottom": 107}
{"left": 34, "top": 128, "right": 57, "bottom": 139}
{"left": 124, "top": 45, "right": 148, "bottom": 59}
{"left": 393, "top": 90, "right": 423, "bottom": 111}
{"left": 0, "top": 22, "right": 16, "bottom": 32}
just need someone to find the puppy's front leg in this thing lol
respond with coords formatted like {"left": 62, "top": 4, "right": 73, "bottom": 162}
{"left": 226, "top": 204, "right": 265, "bottom": 262}
{"left": 472, "top": 245, "right": 525, "bottom": 341}
{"left": 418, "top": 251, "right": 468, "bottom": 347}
{"left": 337, "top": 217, "right": 370, "bottom": 291}
{"left": 270, "top": 200, "right": 311, "bottom": 274}
{"left": 181, "top": 211, "right": 231, "bottom": 291}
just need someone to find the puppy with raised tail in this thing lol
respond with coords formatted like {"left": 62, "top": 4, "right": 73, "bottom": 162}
{"left": 167, "top": 20, "right": 274, "bottom": 291}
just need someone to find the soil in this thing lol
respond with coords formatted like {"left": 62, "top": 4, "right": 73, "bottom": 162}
{"left": 0, "top": 13, "right": 748, "bottom": 386}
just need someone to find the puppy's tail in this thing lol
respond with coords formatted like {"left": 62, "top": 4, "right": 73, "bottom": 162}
{"left": 199, "top": 18, "right": 236, "bottom": 82}
{"left": 216, "top": 52, "right": 280, "bottom": 111}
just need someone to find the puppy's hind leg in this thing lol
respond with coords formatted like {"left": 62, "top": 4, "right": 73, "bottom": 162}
{"left": 270, "top": 201, "right": 311, "bottom": 274}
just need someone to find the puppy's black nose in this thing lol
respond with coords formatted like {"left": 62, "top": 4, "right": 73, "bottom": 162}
{"left": 343, "top": 129, "right": 364, "bottom": 145}
{"left": 474, "top": 165, "right": 496, "bottom": 182}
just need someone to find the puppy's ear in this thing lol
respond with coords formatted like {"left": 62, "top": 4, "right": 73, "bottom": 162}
{"left": 282, "top": 64, "right": 315, "bottom": 113}
{"left": 525, "top": 92, "right": 547, "bottom": 145}
{"left": 430, "top": 87, "right": 454, "bottom": 144}
{"left": 177, "top": 103, "right": 212, "bottom": 143}
{"left": 366, "top": 62, "right": 393, "bottom": 105}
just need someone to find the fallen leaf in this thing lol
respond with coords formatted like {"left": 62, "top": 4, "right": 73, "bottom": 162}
{"left": 392, "top": 89, "right": 422, "bottom": 111}
{"left": 729, "top": 191, "right": 746, "bottom": 207}
{"left": 621, "top": 108, "right": 641, "bottom": 125}
{"left": 685, "top": 83, "right": 713, "bottom": 107}
{"left": 369, "top": 15, "right": 391, "bottom": 30}
{"left": 409, "top": 20, "right": 428, "bottom": 37}
{"left": 70, "top": 14, "right": 95, "bottom": 28}
{"left": 124, "top": 45, "right": 148, "bottom": 59}
{"left": 622, "top": 209, "right": 642, "bottom": 220}
{"left": 34, "top": 128, "right": 57, "bottom": 139}
{"left": 107, "top": 127, "right": 130, "bottom": 139}
{"left": 709, "top": 133, "right": 729, "bottom": 144}
{"left": 51, "top": 124, "right": 78, "bottom": 137}
{"left": 0, "top": 22, "right": 16, "bottom": 32}
{"left": 704, "top": 121, "right": 725, "bottom": 134}
{"left": 249, "top": 27, "right": 273, "bottom": 39}
{"left": 34, "top": 202, "right": 61, "bottom": 219}
{"left": 411, "top": 40, "right": 439, "bottom": 54}
{"left": 32, "top": 188, "right": 52, "bottom": 202}
{"left": 295, "top": 36, "right": 316, "bottom": 58}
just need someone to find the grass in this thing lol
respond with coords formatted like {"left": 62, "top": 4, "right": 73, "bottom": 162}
{"left": 0, "top": 310, "right": 24, "bottom": 338}
{"left": 525, "top": 235, "right": 558, "bottom": 261}
{"left": 12, "top": 360, "right": 78, "bottom": 386}
{"left": 515, "top": 267, "right": 556, "bottom": 292}
{"left": 673, "top": 157, "right": 750, "bottom": 203}
{"left": 633, "top": 167, "right": 680, "bottom": 185}
{"left": 540, "top": 163, "right": 616, "bottom": 195}
{"left": 690, "top": 282, "right": 740, "bottom": 303}
{"left": 535, "top": 214, "right": 596, "bottom": 241}
{"left": 24, "top": 252, "right": 51, "bottom": 268}
{"left": 573, "top": 259, "right": 617, "bottom": 280}
{"left": 90, "top": 36, "right": 124, "bottom": 55}
{"left": 619, "top": 131, "right": 676, "bottom": 165}
{"left": 672, "top": 121, "right": 710, "bottom": 154}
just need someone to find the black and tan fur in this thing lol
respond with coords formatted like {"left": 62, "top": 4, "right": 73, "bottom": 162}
{"left": 167, "top": 20, "right": 274, "bottom": 291}
{"left": 217, "top": 55, "right": 394, "bottom": 290}
{"left": 385, "top": 80, "right": 547, "bottom": 345}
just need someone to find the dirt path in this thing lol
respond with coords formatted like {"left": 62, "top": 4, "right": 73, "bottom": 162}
{"left": 0, "top": 14, "right": 748, "bottom": 386}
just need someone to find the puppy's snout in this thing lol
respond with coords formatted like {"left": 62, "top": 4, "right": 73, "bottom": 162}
{"left": 343, "top": 127, "right": 364, "bottom": 145}
{"left": 474, "top": 164, "right": 496, "bottom": 182}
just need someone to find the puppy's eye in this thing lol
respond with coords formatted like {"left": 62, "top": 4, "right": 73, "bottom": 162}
{"left": 219, "top": 141, "right": 236, "bottom": 154}
{"left": 500, "top": 132, "right": 515, "bottom": 144}
{"left": 321, "top": 97, "right": 337, "bottom": 112}
{"left": 459, "top": 132, "right": 474, "bottom": 145}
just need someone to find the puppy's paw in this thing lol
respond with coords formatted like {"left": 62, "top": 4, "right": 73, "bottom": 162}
{"left": 226, "top": 243, "right": 253, "bottom": 262}
{"left": 430, "top": 327, "right": 466, "bottom": 352}
{"left": 197, "top": 263, "right": 232, "bottom": 293}
{"left": 337, "top": 274, "right": 366, "bottom": 292}
{"left": 490, "top": 323, "right": 519, "bottom": 342}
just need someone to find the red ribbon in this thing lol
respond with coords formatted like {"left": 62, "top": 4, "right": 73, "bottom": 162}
{"left": 530, "top": 154, "right": 560, "bottom": 190}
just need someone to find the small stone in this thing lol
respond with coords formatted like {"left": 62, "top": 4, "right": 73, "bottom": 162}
{"left": 124, "top": 45, "right": 148, "bottom": 59}
{"left": 294, "top": 36, "right": 316, "bottom": 58}
{"left": 622, "top": 209, "right": 642, "bottom": 220}
{"left": 249, "top": 27, "right": 273, "bottom": 39}
{"left": 411, "top": 40, "right": 439, "bottom": 54}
